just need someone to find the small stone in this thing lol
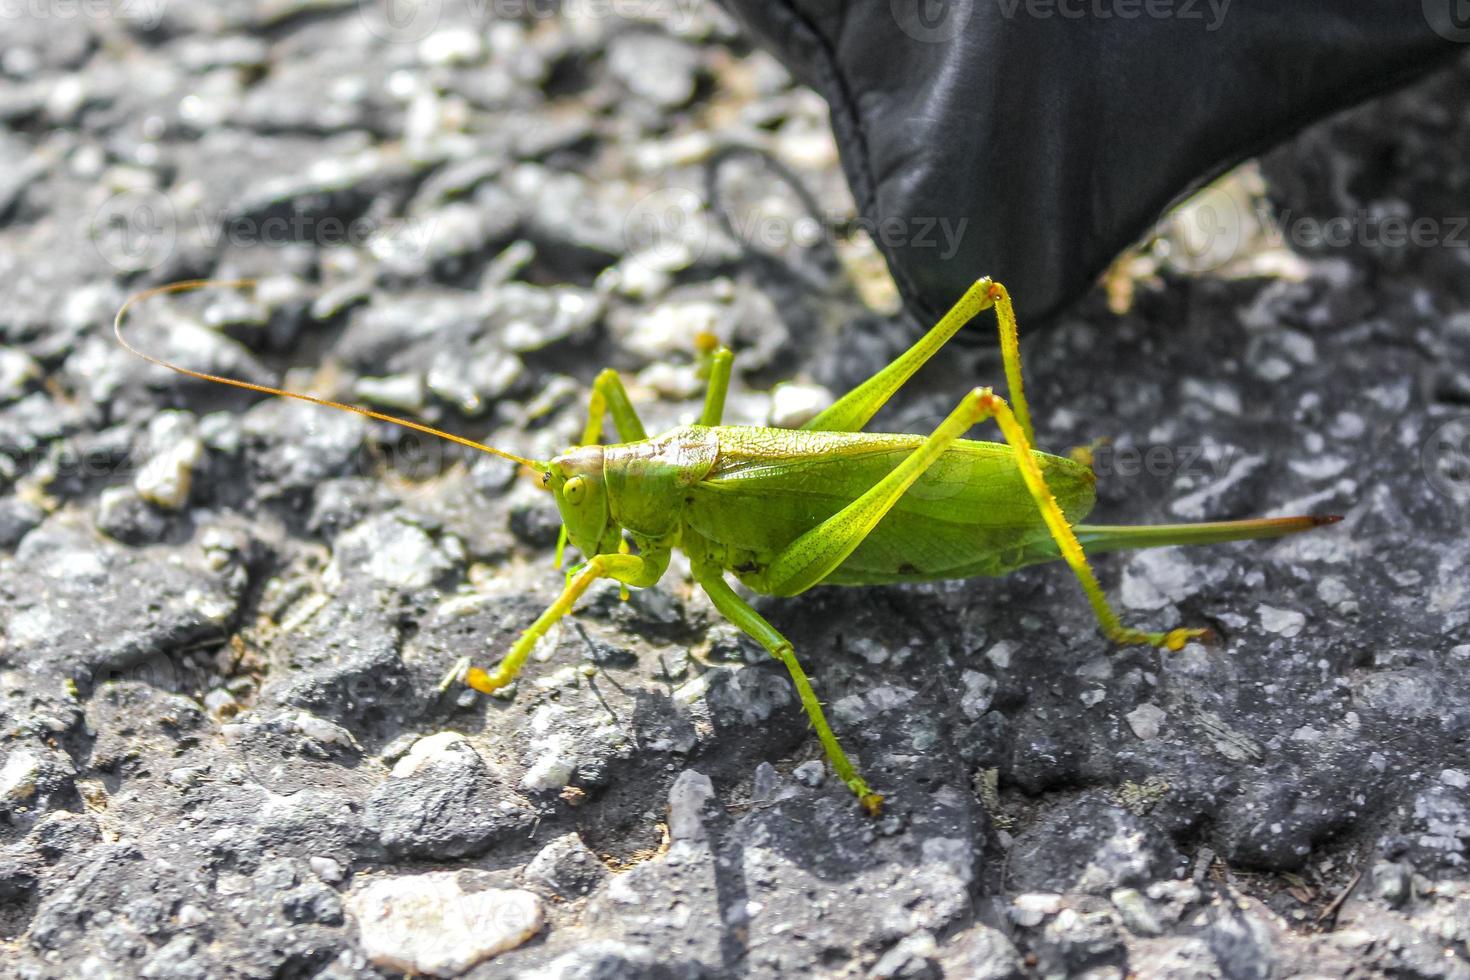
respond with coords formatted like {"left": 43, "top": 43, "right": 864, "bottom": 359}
{"left": 310, "top": 856, "right": 344, "bottom": 884}
{"left": 1011, "top": 893, "right": 1062, "bottom": 927}
{"left": 95, "top": 486, "right": 170, "bottom": 545}
{"left": 524, "top": 833, "right": 608, "bottom": 899}
{"left": 355, "top": 374, "right": 426, "bottom": 413}
{"left": 1372, "top": 861, "right": 1410, "bottom": 907}
{"left": 668, "top": 769, "right": 716, "bottom": 842}
{"left": 869, "top": 930, "right": 938, "bottom": 978}
{"left": 347, "top": 874, "right": 543, "bottom": 977}
{"left": 534, "top": 942, "right": 659, "bottom": 978}
{"left": 793, "top": 761, "right": 825, "bottom": 788}
{"left": 1258, "top": 604, "right": 1306, "bottom": 637}
{"left": 751, "top": 761, "right": 783, "bottom": 803}
{"left": 1126, "top": 704, "right": 1166, "bottom": 741}
{"left": 985, "top": 641, "right": 1015, "bottom": 670}
{"left": 0, "top": 348, "right": 40, "bottom": 403}
{"left": 370, "top": 735, "right": 531, "bottom": 860}
{"left": 134, "top": 414, "right": 205, "bottom": 511}
{"left": 176, "top": 903, "right": 209, "bottom": 928}
{"left": 520, "top": 730, "right": 577, "bottom": 794}
{"left": 0, "top": 749, "right": 41, "bottom": 802}
{"left": 960, "top": 671, "right": 997, "bottom": 720}
{"left": 768, "top": 382, "right": 832, "bottom": 429}
{"left": 0, "top": 497, "right": 43, "bottom": 549}
{"left": 419, "top": 28, "right": 485, "bottom": 67}
{"left": 606, "top": 34, "right": 702, "bottom": 108}
{"left": 202, "top": 689, "right": 238, "bottom": 717}
{"left": 1110, "top": 887, "right": 1163, "bottom": 936}
{"left": 391, "top": 732, "right": 471, "bottom": 779}
{"left": 331, "top": 514, "right": 459, "bottom": 590}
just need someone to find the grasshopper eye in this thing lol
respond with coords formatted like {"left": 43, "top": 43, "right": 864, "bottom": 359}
{"left": 562, "top": 475, "right": 586, "bottom": 504}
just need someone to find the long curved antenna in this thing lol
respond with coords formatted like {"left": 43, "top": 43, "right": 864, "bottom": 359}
{"left": 114, "top": 279, "right": 547, "bottom": 471}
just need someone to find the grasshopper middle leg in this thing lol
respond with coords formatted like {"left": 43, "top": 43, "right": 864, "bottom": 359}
{"left": 691, "top": 561, "right": 883, "bottom": 816}
{"left": 710, "top": 388, "right": 1007, "bottom": 812}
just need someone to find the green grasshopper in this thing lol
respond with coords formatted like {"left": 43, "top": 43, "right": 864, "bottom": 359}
{"left": 117, "top": 277, "right": 1338, "bottom": 815}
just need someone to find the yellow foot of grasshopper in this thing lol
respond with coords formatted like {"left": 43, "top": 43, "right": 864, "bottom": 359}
{"left": 848, "top": 781, "right": 884, "bottom": 817}
{"left": 440, "top": 655, "right": 517, "bottom": 695}
{"left": 117, "top": 277, "right": 1344, "bottom": 819}
{"left": 1113, "top": 625, "right": 1213, "bottom": 652}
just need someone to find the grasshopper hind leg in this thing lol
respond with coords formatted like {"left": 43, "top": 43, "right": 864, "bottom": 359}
{"left": 975, "top": 390, "right": 1208, "bottom": 651}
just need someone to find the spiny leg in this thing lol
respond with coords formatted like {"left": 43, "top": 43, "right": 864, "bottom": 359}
{"left": 802, "top": 277, "right": 1035, "bottom": 440}
{"left": 763, "top": 387, "right": 999, "bottom": 596}
{"left": 771, "top": 383, "right": 1203, "bottom": 648}
{"left": 969, "top": 389, "right": 1204, "bottom": 650}
{"left": 692, "top": 561, "right": 882, "bottom": 816}
{"left": 455, "top": 550, "right": 667, "bottom": 694}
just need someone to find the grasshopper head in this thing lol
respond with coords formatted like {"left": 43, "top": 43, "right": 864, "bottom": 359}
{"left": 546, "top": 445, "right": 615, "bottom": 559}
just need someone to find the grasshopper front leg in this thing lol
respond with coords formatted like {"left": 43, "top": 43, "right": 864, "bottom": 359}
{"left": 460, "top": 550, "right": 666, "bottom": 694}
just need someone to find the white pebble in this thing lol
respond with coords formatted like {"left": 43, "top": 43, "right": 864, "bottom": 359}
{"left": 520, "top": 733, "right": 576, "bottom": 793}
{"left": 767, "top": 382, "right": 832, "bottom": 429}
{"left": 0, "top": 749, "right": 41, "bottom": 802}
{"left": 135, "top": 430, "right": 204, "bottom": 511}
{"left": 1126, "top": 704, "right": 1166, "bottom": 741}
{"left": 392, "top": 732, "right": 472, "bottom": 778}
{"left": 347, "top": 874, "right": 542, "bottom": 977}
{"left": 668, "top": 769, "right": 715, "bottom": 842}
{"left": 1258, "top": 604, "right": 1306, "bottom": 638}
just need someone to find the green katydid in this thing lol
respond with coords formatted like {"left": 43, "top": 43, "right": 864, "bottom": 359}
{"left": 116, "top": 276, "right": 1339, "bottom": 816}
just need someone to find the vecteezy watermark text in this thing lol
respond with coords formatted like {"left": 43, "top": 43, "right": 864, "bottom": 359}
{"left": 891, "top": 0, "right": 1232, "bottom": 42}
{"left": 359, "top": 0, "right": 701, "bottom": 43}
{"left": 1090, "top": 443, "right": 1239, "bottom": 481}
{"left": 91, "top": 189, "right": 439, "bottom": 273}
{"left": 993, "top": 0, "right": 1231, "bottom": 30}
{"left": 727, "top": 210, "right": 970, "bottom": 262}
{"left": 0, "top": 0, "right": 167, "bottom": 28}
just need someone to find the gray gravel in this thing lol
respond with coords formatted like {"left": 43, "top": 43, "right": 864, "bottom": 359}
{"left": 2, "top": 3, "right": 1470, "bottom": 978}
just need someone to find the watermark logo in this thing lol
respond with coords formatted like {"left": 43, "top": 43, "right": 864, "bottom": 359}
{"left": 892, "top": 0, "right": 974, "bottom": 42}
{"left": 356, "top": 430, "right": 462, "bottom": 495}
{"left": 1422, "top": 417, "right": 1470, "bottom": 506}
{"left": 623, "top": 186, "right": 708, "bottom": 269}
{"left": 359, "top": 0, "right": 444, "bottom": 43}
{"left": 91, "top": 188, "right": 177, "bottom": 274}
{"left": 1151, "top": 182, "right": 1246, "bottom": 274}
{"left": 1423, "top": 0, "right": 1470, "bottom": 42}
